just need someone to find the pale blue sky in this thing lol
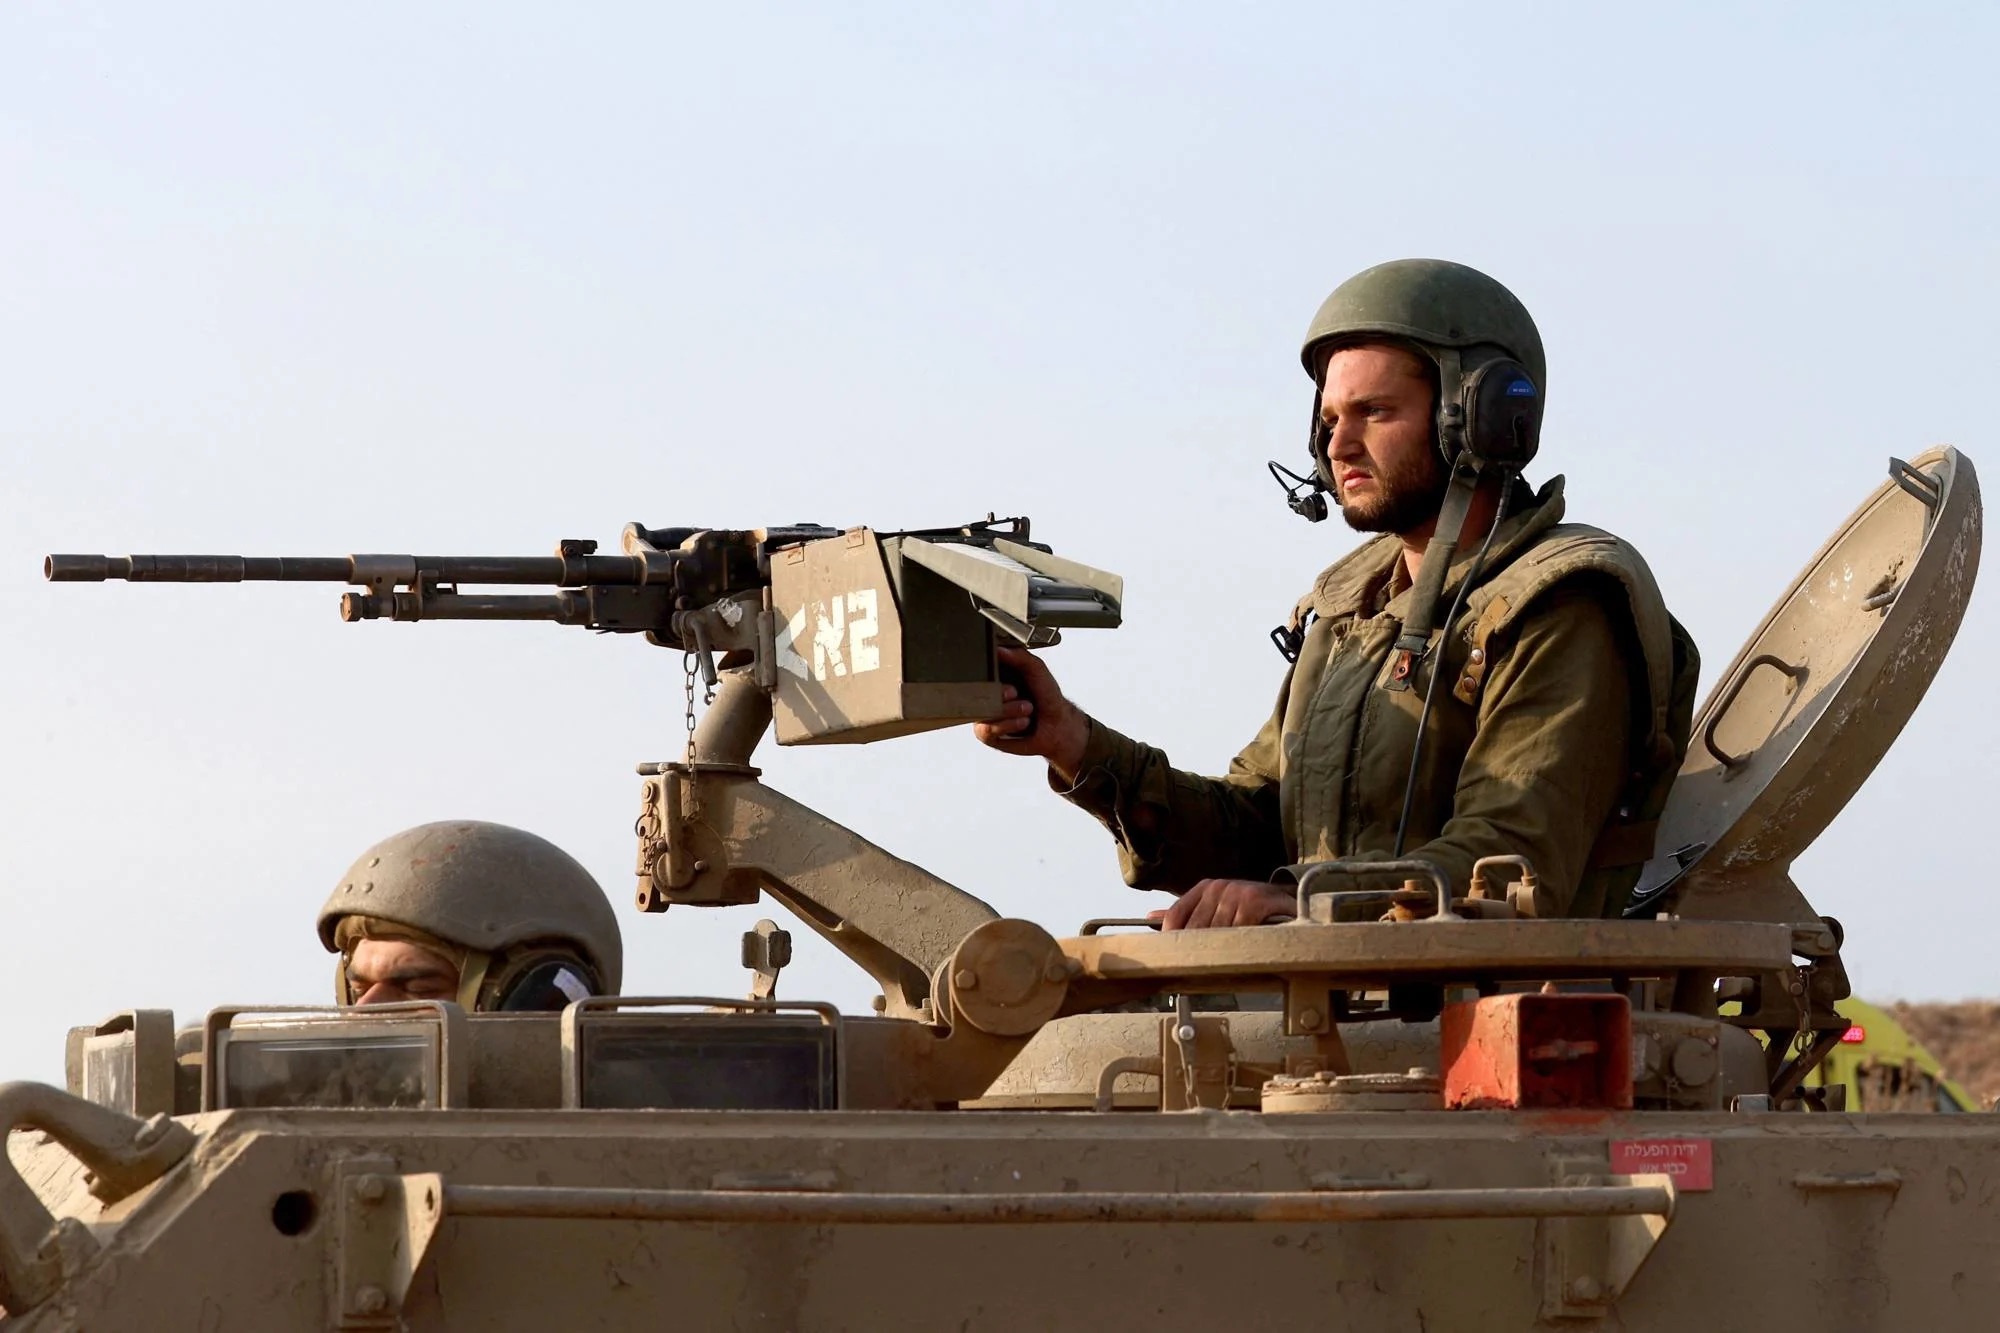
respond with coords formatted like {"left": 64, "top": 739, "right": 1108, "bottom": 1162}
{"left": 3, "top": 2, "right": 1995, "bottom": 1079}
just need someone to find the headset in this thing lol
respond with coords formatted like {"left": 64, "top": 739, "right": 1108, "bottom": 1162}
{"left": 1268, "top": 349, "right": 1544, "bottom": 520}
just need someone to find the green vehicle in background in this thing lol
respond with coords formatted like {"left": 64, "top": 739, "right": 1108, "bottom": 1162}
{"left": 1805, "top": 998, "right": 1984, "bottom": 1113}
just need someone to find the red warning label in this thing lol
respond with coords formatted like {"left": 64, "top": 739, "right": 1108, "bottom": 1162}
{"left": 1610, "top": 1138, "right": 1713, "bottom": 1191}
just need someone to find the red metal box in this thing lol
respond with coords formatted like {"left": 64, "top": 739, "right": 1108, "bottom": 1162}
{"left": 1441, "top": 993, "right": 1633, "bottom": 1110}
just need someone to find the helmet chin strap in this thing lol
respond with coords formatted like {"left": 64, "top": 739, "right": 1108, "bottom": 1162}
{"left": 455, "top": 950, "right": 494, "bottom": 1013}
{"left": 1385, "top": 456, "right": 1484, "bottom": 691}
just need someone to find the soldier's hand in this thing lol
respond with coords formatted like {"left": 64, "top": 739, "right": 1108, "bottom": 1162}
{"left": 974, "top": 645, "right": 1090, "bottom": 782}
{"left": 1152, "top": 879, "right": 1299, "bottom": 930}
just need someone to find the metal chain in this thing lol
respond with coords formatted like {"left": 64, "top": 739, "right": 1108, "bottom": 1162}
{"left": 682, "top": 651, "right": 702, "bottom": 822}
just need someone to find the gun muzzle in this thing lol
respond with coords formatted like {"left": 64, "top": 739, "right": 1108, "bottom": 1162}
{"left": 45, "top": 554, "right": 119, "bottom": 581}
{"left": 45, "top": 555, "right": 355, "bottom": 582}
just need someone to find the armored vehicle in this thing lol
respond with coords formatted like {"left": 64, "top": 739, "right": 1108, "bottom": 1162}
{"left": 5, "top": 448, "right": 1989, "bottom": 1330}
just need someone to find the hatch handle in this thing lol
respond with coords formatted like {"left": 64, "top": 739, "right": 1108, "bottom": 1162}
{"left": 1092, "top": 1054, "right": 1164, "bottom": 1111}
{"left": 1701, "top": 654, "right": 1807, "bottom": 770}
{"left": 1888, "top": 456, "right": 1942, "bottom": 518}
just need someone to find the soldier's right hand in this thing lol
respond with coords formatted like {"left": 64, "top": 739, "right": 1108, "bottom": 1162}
{"left": 975, "top": 645, "right": 1091, "bottom": 782}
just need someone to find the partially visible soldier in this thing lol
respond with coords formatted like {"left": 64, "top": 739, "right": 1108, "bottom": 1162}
{"left": 319, "top": 820, "right": 622, "bottom": 1011}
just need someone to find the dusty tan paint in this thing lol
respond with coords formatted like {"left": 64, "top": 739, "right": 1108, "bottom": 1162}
{"left": 7, "top": 1101, "right": 1999, "bottom": 1330}
{"left": 15, "top": 449, "right": 1992, "bottom": 1331}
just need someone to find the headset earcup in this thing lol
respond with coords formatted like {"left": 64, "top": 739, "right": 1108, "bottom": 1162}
{"left": 485, "top": 951, "right": 602, "bottom": 1012}
{"left": 1459, "top": 358, "right": 1543, "bottom": 468}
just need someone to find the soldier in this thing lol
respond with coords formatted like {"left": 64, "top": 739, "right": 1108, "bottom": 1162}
{"left": 319, "top": 820, "right": 623, "bottom": 1010}
{"left": 978, "top": 258, "right": 1698, "bottom": 928}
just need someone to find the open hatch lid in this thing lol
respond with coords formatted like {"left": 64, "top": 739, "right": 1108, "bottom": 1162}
{"left": 1631, "top": 447, "right": 1981, "bottom": 924}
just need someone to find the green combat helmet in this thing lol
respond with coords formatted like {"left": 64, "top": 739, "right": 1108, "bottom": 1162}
{"left": 318, "top": 820, "right": 624, "bottom": 1012}
{"left": 1299, "top": 256, "right": 1545, "bottom": 470}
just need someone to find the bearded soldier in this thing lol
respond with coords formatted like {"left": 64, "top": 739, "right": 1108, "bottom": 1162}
{"left": 977, "top": 259, "right": 1698, "bottom": 928}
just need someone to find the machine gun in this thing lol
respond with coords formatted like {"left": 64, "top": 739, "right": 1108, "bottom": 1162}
{"left": 47, "top": 514, "right": 1122, "bottom": 746}
{"left": 48, "top": 516, "right": 1125, "bottom": 1023}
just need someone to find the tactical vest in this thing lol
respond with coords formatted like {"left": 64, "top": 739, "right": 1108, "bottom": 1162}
{"left": 1284, "top": 506, "right": 1699, "bottom": 917}
{"left": 1455, "top": 525, "right": 1699, "bottom": 891}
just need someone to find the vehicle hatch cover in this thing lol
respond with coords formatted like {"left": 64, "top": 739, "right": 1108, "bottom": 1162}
{"left": 1631, "top": 447, "right": 1981, "bottom": 922}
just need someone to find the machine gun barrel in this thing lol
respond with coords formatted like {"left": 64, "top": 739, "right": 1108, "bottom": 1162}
{"left": 45, "top": 545, "right": 697, "bottom": 629}
{"left": 44, "top": 551, "right": 661, "bottom": 586}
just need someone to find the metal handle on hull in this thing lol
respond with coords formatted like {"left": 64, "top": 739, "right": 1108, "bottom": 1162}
{"left": 1293, "top": 858, "right": 1457, "bottom": 923}
{"left": 1078, "top": 918, "right": 1161, "bottom": 936}
{"left": 0, "top": 1082, "right": 195, "bottom": 1315}
{"left": 439, "top": 1180, "right": 1674, "bottom": 1225}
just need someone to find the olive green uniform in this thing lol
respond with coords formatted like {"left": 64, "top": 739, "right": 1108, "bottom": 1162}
{"left": 1056, "top": 478, "right": 1697, "bottom": 917}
